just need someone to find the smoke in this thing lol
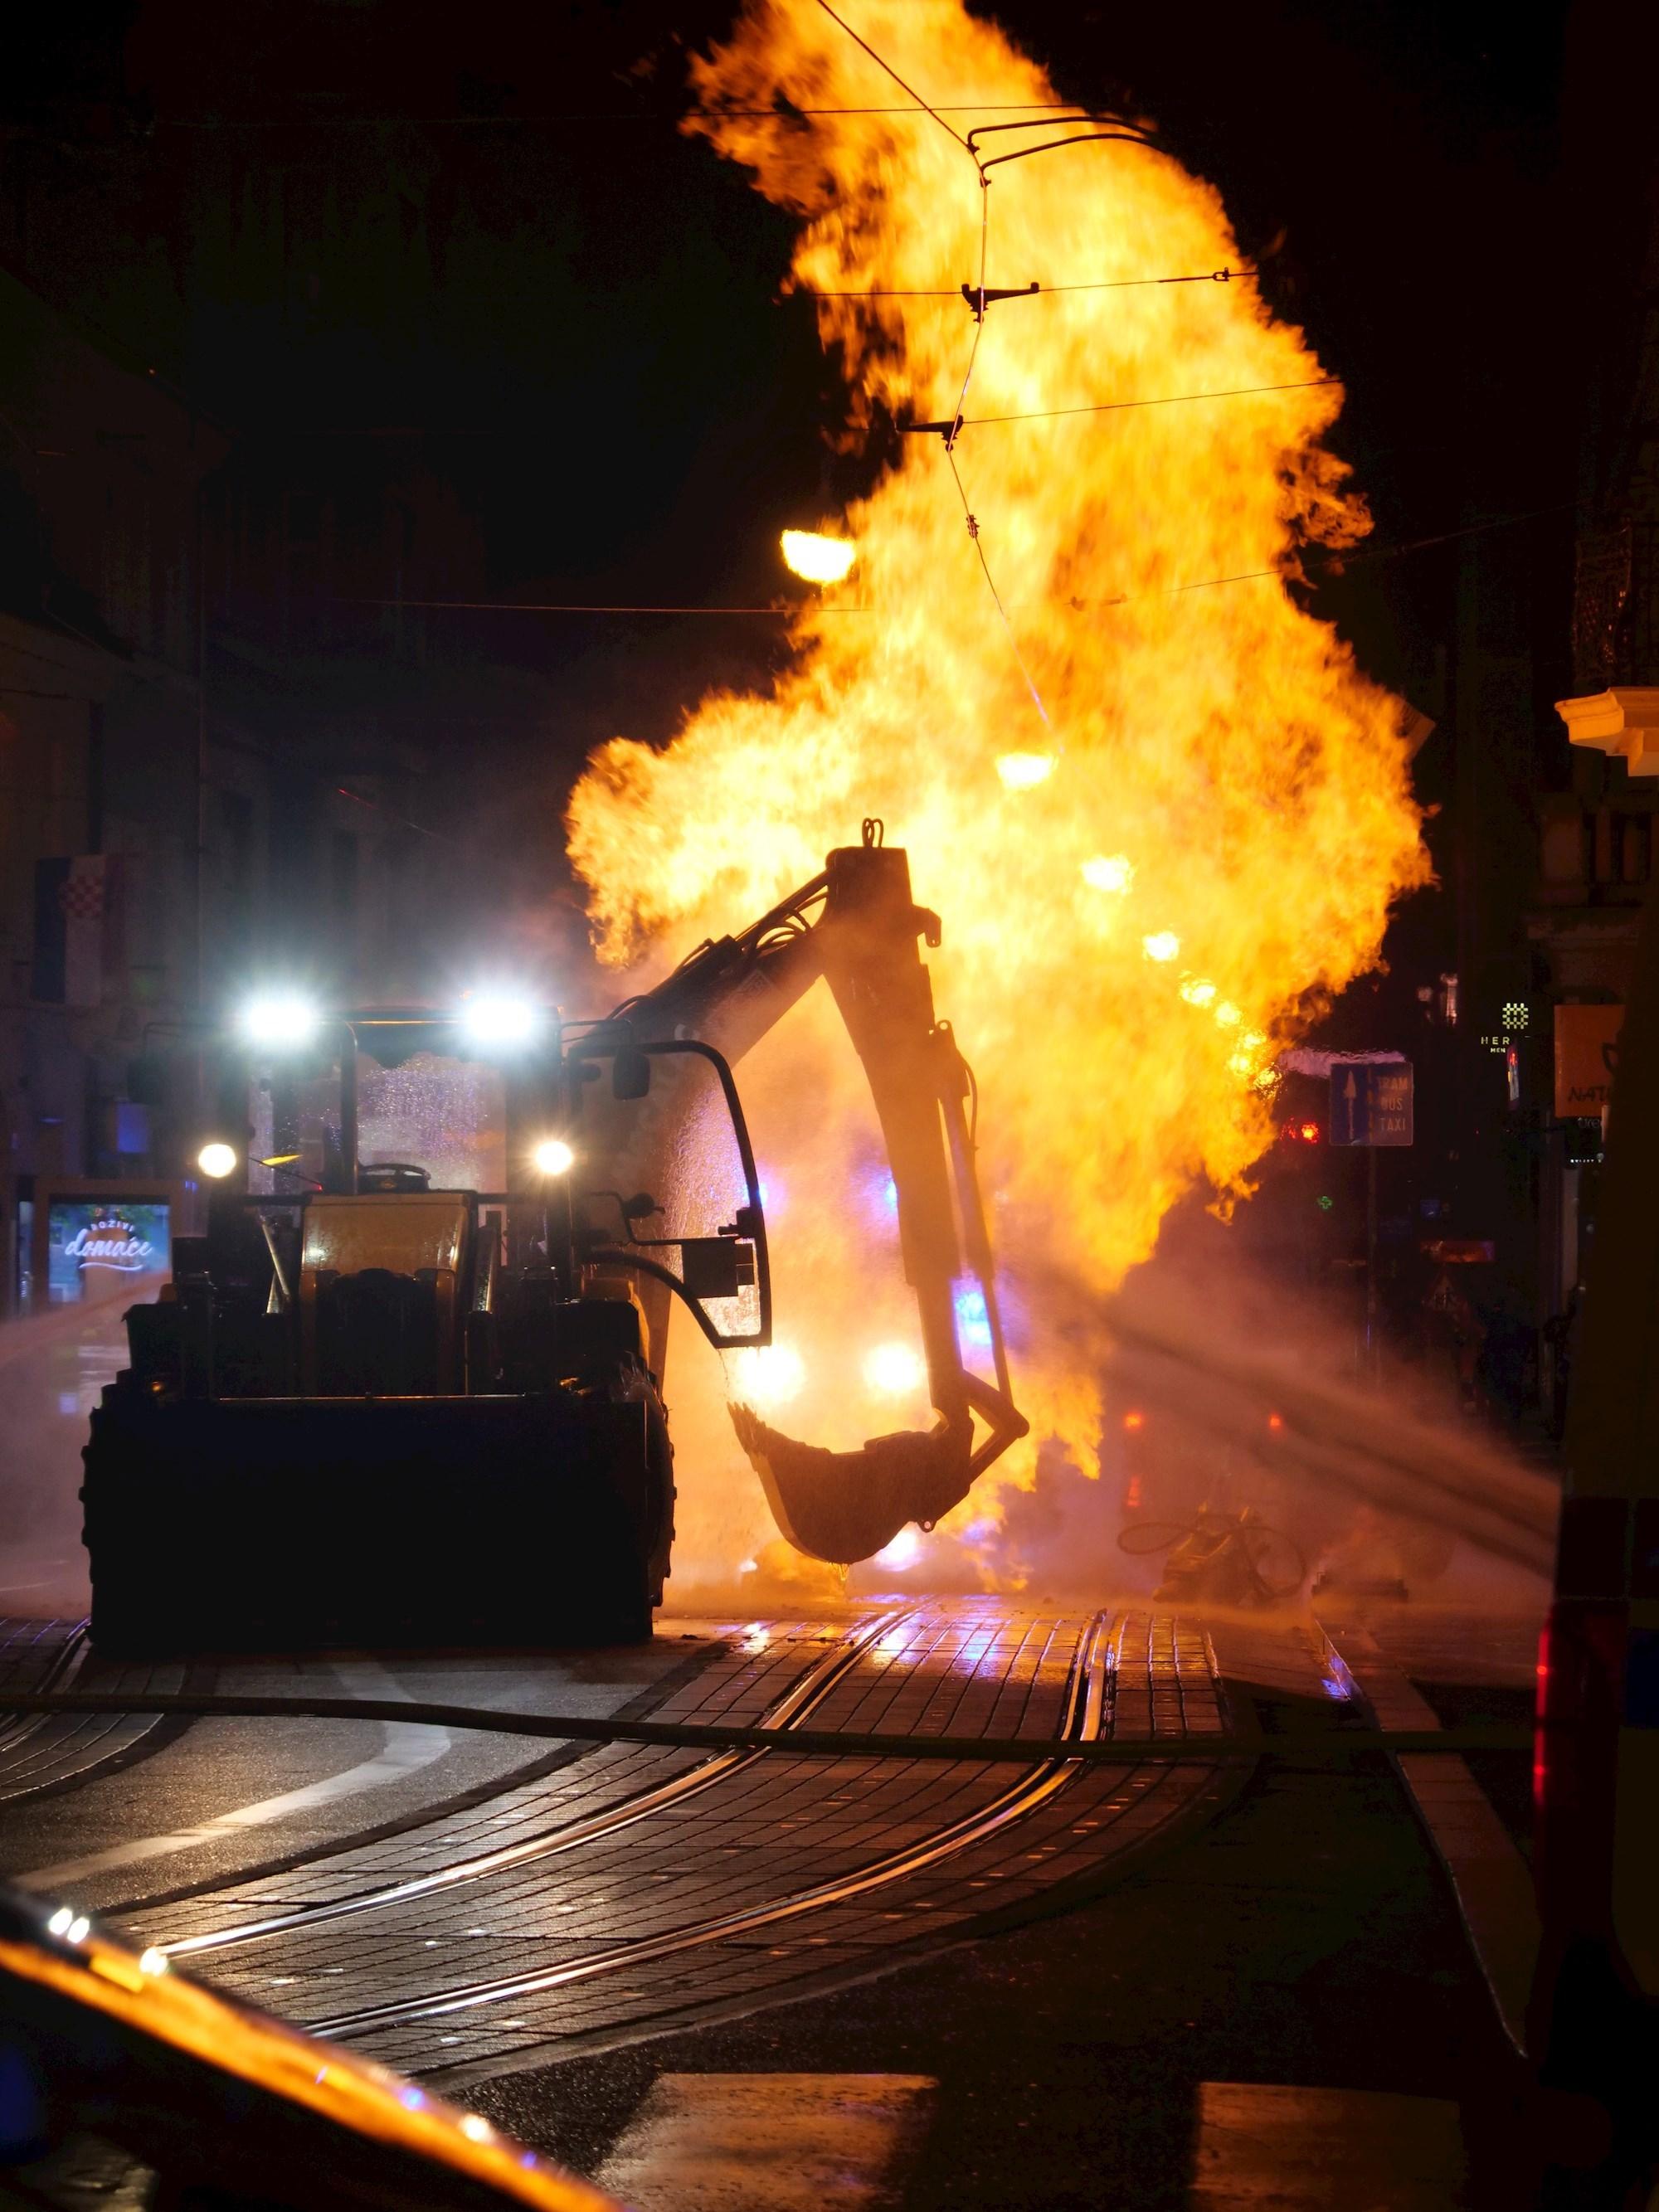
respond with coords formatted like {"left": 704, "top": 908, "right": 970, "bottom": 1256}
{"left": 983, "top": 1206, "right": 1554, "bottom": 1606}
{"left": 0, "top": 1297, "right": 122, "bottom": 1614}
{"left": 565, "top": 0, "right": 1428, "bottom": 1569}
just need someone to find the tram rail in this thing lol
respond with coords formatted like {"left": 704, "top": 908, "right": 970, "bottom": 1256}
{"left": 311, "top": 1609, "right": 1115, "bottom": 2039}
{"left": 157, "top": 1607, "right": 919, "bottom": 1963}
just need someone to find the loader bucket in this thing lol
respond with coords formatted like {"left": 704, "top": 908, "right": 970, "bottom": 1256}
{"left": 730, "top": 1401, "right": 974, "bottom": 1565}
{"left": 82, "top": 1382, "right": 673, "bottom": 1654}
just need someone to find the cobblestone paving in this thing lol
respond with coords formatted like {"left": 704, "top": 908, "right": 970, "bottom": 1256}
{"left": 0, "top": 1616, "right": 189, "bottom": 1806}
{"left": 120, "top": 1602, "right": 1237, "bottom": 2080}
{"left": 136, "top": 1615, "right": 875, "bottom": 1943}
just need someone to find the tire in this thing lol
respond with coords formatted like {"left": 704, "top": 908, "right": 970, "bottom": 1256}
{"left": 609, "top": 1356, "right": 674, "bottom": 1627}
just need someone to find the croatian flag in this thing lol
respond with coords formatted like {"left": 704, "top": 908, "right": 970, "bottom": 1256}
{"left": 32, "top": 855, "right": 117, "bottom": 1008}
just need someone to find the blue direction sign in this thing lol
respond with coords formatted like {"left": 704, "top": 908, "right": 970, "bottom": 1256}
{"left": 1329, "top": 1060, "right": 1413, "bottom": 1148}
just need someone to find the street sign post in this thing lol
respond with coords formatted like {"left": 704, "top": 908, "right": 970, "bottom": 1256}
{"left": 1328, "top": 1060, "right": 1413, "bottom": 1148}
{"left": 1326, "top": 1059, "right": 1413, "bottom": 1375}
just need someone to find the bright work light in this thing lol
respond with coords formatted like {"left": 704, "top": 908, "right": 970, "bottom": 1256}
{"left": 460, "top": 994, "right": 542, "bottom": 1049}
{"left": 995, "top": 751, "right": 1054, "bottom": 790}
{"left": 864, "top": 1341, "right": 924, "bottom": 1395}
{"left": 197, "top": 1141, "right": 238, "bottom": 1179}
{"left": 238, "top": 993, "right": 320, "bottom": 1049}
{"left": 532, "top": 1137, "right": 574, "bottom": 1177}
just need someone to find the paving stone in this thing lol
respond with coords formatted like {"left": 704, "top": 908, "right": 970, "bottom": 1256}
{"left": 119, "top": 1601, "right": 1254, "bottom": 2073}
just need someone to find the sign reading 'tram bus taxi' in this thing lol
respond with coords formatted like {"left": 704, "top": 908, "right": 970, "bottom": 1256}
{"left": 1328, "top": 1061, "right": 1413, "bottom": 1148}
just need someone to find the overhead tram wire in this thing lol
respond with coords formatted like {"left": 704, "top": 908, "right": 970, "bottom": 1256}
{"left": 1102, "top": 494, "right": 1586, "bottom": 608}
{"left": 800, "top": 266, "right": 1260, "bottom": 299}
{"left": 939, "top": 94, "right": 1052, "bottom": 724}
{"left": 937, "top": 113, "right": 1158, "bottom": 736}
{"left": 920, "top": 372, "right": 1345, "bottom": 434}
{"left": 810, "top": 0, "right": 973, "bottom": 148}
{"left": 356, "top": 499, "right": 1583, "bottom": 620}
{"left": 241, "top": 364, "right": 1337, "bottom": 442}
{"left": 355, "top": 599, "right": 870, "bottom": 615}
{"left": 809, "top": 0, "right": 1135, "bottom": 732}
{"left": 155, "top": 103, "right": 1104, "bottom": 129}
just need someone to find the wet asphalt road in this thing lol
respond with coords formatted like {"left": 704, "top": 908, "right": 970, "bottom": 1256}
{"left": 469, "top": 1596, "right": 1541, "bottom": 2210}
{"left": 0, "top": 1633, "right": 717, "bottom": 1908}
{"left": 0, "top": 1568, "right": 1545, "bottom": 2208}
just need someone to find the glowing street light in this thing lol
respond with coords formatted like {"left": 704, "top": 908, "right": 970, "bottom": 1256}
{"left": 780, "top": 529, "right": 857, "bottom": 584}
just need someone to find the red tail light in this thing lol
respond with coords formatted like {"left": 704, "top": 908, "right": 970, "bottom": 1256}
{"left": 1534, "top": 1598, "right": 1627, "bottom": 1923}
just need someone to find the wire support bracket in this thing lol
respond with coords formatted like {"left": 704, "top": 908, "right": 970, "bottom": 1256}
{"left": 961, "top": 280, "right": 1039, "bottom": 318}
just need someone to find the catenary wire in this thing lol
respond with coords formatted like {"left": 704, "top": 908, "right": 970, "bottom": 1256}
{"left": 800, "top": 267, "right": 1258, "bottom": 298}
{"left": 355, "top": 499, "right": 1581, "bottom": 620}
{"left": 810, "top": 0, "right": 972, "bottom": 149}
{"left": 1100, "top": 496, "right": 1584, "bottom": 606}
{"left": 809, "top": 0, "right": 1058, "bottom": 727}
{"left": 154, "top": 104, "right": 1103, "bottom": 128}
{"left": 931, "top": 124, "right": 1053, "bottom": 722}
{"left": 940, "top": 372, "right": 1343, "bottom": 430}
{"left": 945, "top": 445, "right": 1049, "bottom": 726}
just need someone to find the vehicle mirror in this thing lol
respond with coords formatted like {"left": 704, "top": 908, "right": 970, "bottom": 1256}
{"left": 679, "top": 1236, "right": 742, "bottom": 1300}
{"left": 612, "top": 1046, "right": 651, "bottom": 1101}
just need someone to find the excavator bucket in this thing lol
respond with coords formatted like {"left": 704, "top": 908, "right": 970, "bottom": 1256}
{"left": 730, "top": 1402, "right": 975, "bottom": 1565}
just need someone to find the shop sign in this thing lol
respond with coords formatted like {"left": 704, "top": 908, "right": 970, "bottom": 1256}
{"left": 46, "top": 1200, "right": 171, "bottom": 1304}
{"left": 1554, "top": 1004, "right": 1624, "bottom": 1118}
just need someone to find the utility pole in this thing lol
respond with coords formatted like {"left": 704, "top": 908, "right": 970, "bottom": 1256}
{"left": 1365, "top": 1145, "right": 1379, "bottom": 1378}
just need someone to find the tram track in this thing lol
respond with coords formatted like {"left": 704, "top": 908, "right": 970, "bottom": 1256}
{"left": 311, "top": 1607, "right": 1113, "bottom": 2043}
{"left": 156, "top": 1607, "right": 917, "bottom": 1965}
{"left": 0, "top": 1618, "right": 193, "bottom": 1810}
{"left": 70, "top": 1602, "right": 1244, "bottom": 2078}
{"left": 7, "top": 1601, "right": 1433, "bottom": 2091}
{"left": 0, "top": 1619, "right": 89, "bottom": 1761}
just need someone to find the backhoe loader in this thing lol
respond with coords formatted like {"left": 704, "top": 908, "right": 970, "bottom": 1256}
{"left": 80, "top": 824, "right": 1025, "bottom": 1650}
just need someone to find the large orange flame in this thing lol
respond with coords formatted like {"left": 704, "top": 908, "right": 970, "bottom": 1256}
{"left": 567, "top": 0, "right": 1427, "bottom": 1593}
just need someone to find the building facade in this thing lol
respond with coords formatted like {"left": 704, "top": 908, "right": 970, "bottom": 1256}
{"left": 0, "top": 267, "right": 226, "bottom": 1309}
{"left": 0, "top": 262, "right": 517, "bottom": 1315}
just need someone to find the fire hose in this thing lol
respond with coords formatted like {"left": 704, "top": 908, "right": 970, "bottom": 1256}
{"left": 0, "top": 1689, "right": 1527, "bottom": 1764}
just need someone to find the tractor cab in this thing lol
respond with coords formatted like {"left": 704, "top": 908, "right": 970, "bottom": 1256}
{"left": 174, "top": 999, "right": 771, "bottom": 1397}
{"left": 83, "top": 996, "right": 770, "bottom": 1652}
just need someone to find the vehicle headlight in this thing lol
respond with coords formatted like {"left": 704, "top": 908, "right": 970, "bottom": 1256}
{"left": 197, "top": 1141, "right": 238, "bottom": 1179}
{"left": 532, "top": 1137, "right": 574, "bottom": 1177}
{"left": 460, "top": 994, "right": 542, "bottom": 1049}
{"left": 237, "top": 993, "right": 321, "bottom": 1049}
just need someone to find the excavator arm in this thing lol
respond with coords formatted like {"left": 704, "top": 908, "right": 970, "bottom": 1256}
{"left": 608, "top": 822, "right": 1028, "bottom": 1564}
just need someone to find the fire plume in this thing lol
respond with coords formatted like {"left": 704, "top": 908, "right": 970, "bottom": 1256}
{"left": 566, "top": 0, "right": 1426, "bottom": 1587}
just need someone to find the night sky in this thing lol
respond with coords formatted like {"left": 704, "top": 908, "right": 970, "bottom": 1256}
{"left": 2, "top": 0, "right": 1627, "bottom": 969}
